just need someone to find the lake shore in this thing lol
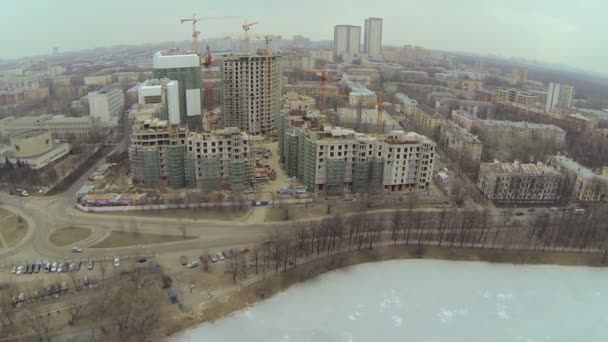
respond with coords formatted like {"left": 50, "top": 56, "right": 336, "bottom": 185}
{"left": 159, "top": 244, "right": 607, "bottom": 339}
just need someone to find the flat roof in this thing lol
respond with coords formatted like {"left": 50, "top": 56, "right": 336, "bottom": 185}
{"left": 551, "top": 155, "right": 606, "bottom": 179}
{"left": 11, "top": 129, "right": 48, "bottom": 139}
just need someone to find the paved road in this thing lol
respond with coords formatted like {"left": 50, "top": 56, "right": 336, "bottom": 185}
{"left": 0, "top": 143, "right": 545, "bottom": 265}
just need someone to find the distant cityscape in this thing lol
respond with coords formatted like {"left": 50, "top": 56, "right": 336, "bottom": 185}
{"left": 1, "top": 12, "right": 608, "bottom": 341}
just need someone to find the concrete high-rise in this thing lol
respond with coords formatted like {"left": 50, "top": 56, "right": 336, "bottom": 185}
{"left": 152, "top": 49, "right": 202, "bottom": 130}
{"left": 222, "top": 54, "right": 282, "bottom": 135}
{"left": 545, "top": 82, "right": 574, "bottom": 113}
{"left": 333, "top": 25, "right": 361, "bottom": 59}
{"left": 364, "top": 18, "right": 383, "bottom": 58}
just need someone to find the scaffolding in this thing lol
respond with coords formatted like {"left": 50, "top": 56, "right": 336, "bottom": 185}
{"left": 200, "top": 158, "right": 221, "bottom": 191}
{"left": 326, "top": 159, "right": 346, "bottom": 195}
{"left": 128, "top": 145, "right": 161, "bottom": 185}
{"left": 166, "top": 145, "right": 186, "bottom": 187}
{"left": 230, "top": 159, "right": 248, "bottom": 191}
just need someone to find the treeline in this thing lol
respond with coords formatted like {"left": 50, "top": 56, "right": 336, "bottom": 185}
{"left": 224, "top": 206, "right": 608, "bottom": 285}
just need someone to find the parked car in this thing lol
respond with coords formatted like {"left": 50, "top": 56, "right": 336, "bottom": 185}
{"left": 68, "top": 263, "right": 75, "bottom": 272}
{"left": 50, "top": 263, "right": 57, "bottom": 272}
{"left": 87, "top": 260, "right": 94, "bottom": 270}
{"left": 71, "top": 247, "right": 82, "bottom": 253}
{"left": 209, "top": 254, "right": 218, "bottom": 263}
{"left": 187, "top": 261, "right": 199, "bottom": 268}
{"left": 11, "top": 266, "right": 16, "bottom": 274}
{"left": 527, "top": 208, "right": 536, "bottom": 212}
{"left": 136, "top": 256, "right": 147, "bottom": 263}
{"left": 33, "top": 264, "right": 40, "bottom": 273}
{"left": 62, "top": 263, "right": 69, "bottom": 272}
{"left": 217, "top": 253, "right": 225, "bottom": 261}
{"left": 222, "top": 250, "right": 231, "bottom": 259}
{"left": 574, "top": 208, "right": 586, "bottom": 215}
{"left": 75, "top": 262, "right": 82, "bottom": 271}
{"left": 25, "top": 264, "right": 31, "bottom": 274}
{"left": 113, "top": 258, "right": 120, "bottom": 267}
{"left": 57, "top": 264, "right": 63, "bottom": 272}
{"left": 16, "top": 266, "right": 23, "bottom": 274}
{"left": 180, "top": 256, "right": 187, "bottom": 266}
{"left": 515, "top": 211, "right": 525, "bottom": 216}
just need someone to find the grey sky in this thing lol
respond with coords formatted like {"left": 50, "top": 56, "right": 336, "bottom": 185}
{"left": 1, "top": 0, "right": 605, "bottom": 73}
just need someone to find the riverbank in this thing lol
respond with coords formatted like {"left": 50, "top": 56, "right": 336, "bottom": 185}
{"left": 159, "top": 244, "right": 607, "bottom": 339}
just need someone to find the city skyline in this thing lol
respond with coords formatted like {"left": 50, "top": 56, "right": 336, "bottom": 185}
{"left": 0, "top": 0, "right": 606, "bottom": 74}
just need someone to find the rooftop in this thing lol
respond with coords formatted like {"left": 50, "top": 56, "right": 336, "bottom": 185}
{"left": 287, "top": 82, "right": 340, "bottom": 90}
{"left": 551, "top": 155, "right": 607, "bottom": 179}
{"left": 11, "top": 129, "right": 49, "bottom": 139}
{"left": 480, "top": 120, "right": 565, "bottom": 132}
{"left": 482, "top": 162, "right": 560, "bottom": 177}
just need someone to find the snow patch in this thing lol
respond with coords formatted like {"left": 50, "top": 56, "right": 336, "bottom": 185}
{"left": 391, "top": 315, "right": 403, "bottom": 327}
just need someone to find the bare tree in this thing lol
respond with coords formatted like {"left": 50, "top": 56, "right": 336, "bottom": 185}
{"left": 67, "top": 303, "right": 91, "bottom": 326}
{"left": 25, "top": 310, "right": 54, "bottom": 342}
{"left": 226, "top": 255, "right": 241, "bottom": 284}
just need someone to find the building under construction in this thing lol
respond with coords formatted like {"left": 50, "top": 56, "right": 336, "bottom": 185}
{"left": 278, "top": 109, "right": 436, "bottom": 196}
{"left": 222, "top": 53, "right": 283, "bottom": 135}
{"left": 129, "top": 118, "right": 253, "bottom": 190}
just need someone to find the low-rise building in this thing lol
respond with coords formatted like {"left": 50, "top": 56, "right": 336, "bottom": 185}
{"left": 477, "top": 161, "right": 564, "bottom": 204}
{"left": 0, "top": 114, "right": 93, "bottom": 140}
{"left": 497, "top": 88, "right": 538, "bottom": 107}
{"left": 0, "top": 129, "right": 70, "bottom": 170}
{"left": 438, "top": 120, "right": 482, "bottom": 169}
{"left": 451, "top": 109, "right": 479, "bottom": 131}
{"left": 395, "top": 93, "right": 418, "bottom": 116}
{"left": 477, "top": 120, "right": 566, "bottom": 149}
{"left": 549, "top": 156, "right": 608, "bottom": 202}
{"left": 84, "top": 75, "right": 112, "bottom": 87}
{"left": 435, "top": 98, "right": 495, "bottom": 118}
{"left": 408, "top": 104, "right": 445, "bottom": 139}
{"left": 283, "top": 82, "right": 340, "bottom": 99}
{"left": 563, "top": 113, "right": 596, "bottom": 133}
{"left": 283, "top": 92, "right": 315, "bottom": 112}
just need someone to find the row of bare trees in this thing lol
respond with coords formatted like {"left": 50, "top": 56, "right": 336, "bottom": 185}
{"left": 225, "top": 206, "right": 608, "bottom": 285}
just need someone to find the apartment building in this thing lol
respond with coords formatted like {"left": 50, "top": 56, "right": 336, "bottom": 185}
{"left": 88, "top": 86, "right": 124, "bottom": 125}
{"left": 477, "top": 161, "right": 564, "bottom": 204}
{"left": 451, "top": 110, "right": 479, "bottom": 131}
{"left": 334, "top": 25, "right": 361, "bottom": 59}
{"left": 84, "top": 75, "right": 112, "bottom": 87}
{"left": 408, "top": 104, "right": 445, "bottom": 139}
{"left": 497, "top": 88, "right": 537, "bottom": 107}
{"left": 363, "top": 17, "right": 383, "bottom": 58}
{"left": 435, "top": 98, "right": 495, "bottom": 118}
{"left": 438, "top": 120, "right": 483, "bottom": 167}
{"left": 546, "top": 83, "right": 574, "bottom": 113}
{"left": 0, "top": 114, "right": 93, "bottom": 140}
{"left": 279, "top": 111, "right": 435, "bottom": 195}
{"left": 222, "top": 54, "right": 283, "bottom": 135}
{"left": 128, "top": 119, "right": 252, "bottom": 190}
{"left": 477, "top": 120, "right": 566, "bottom": 149}
{"left": 563, "top": 113, "right": 596, "bottom": 133}
{"left": 549, "top": 156, "right": 608, "bottom": 202}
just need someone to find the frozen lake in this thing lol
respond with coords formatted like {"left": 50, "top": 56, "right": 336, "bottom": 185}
{"left": 170, "top": 260, "right": 608, "bottom": 342}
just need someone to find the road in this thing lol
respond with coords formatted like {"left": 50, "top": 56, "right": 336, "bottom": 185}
{"left": 0, "top": 141, "right": 545, "bottom": 266}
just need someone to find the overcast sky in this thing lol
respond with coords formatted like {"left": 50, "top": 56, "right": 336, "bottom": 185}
{"left": 1, "top": 0, "right": 605, "bottom": 73}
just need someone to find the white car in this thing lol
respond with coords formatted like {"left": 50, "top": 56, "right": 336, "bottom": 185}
{"left": 16, "top": 266, "right": 23, "bottom": 274}
{"left": 50, "top": 262, "right": 58, "bottom": 272}
{"left": 71, "top": 247, "right": 82, "bottom": 253}
{"left": 11, "top": 266, "right": 16, "bottom": 274}
{"left": 113, "top": 258, "right": 120, "bottom": 267}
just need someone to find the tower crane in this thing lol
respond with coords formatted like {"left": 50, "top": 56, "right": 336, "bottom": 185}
{"left": 250, "top": 34, "right": 282, "bottom": 55}
{"left": 180, "top": 13, "right": 242, "bottom": 55}
{"left": 376, "top": 91, "right": 384, "bottom": 133}
{"left": 241, "top": 19, "right": 259, "bottom": 53}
